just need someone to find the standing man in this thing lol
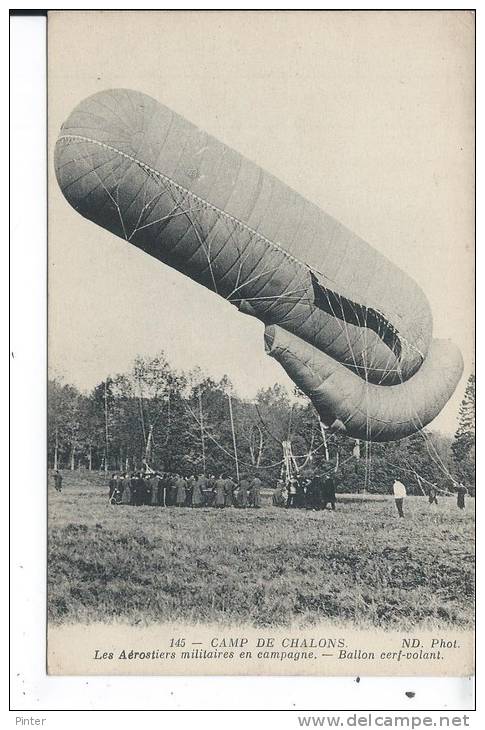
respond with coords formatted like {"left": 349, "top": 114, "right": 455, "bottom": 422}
{"left": 113, "top": 477, "right": 123, "bottom": 504}
{"left": 142, "top": 473, "right": 151, "bottom": 505}
{"left": 238, "top": 475, "right": 249, "bottom": 508}
{"left": 393, "top": 479, "right": 407, "bottom": 518}
{"left": 175, "top": 475, "right": 186, "bottom": 507}
{"left": 149, "top": 473, "right": 160, "bottom": 506}
{"left": 108, "top": 473, "right": 117, "bottom": 501}
{"left": 428, "top": 485, "right": 438, "bottom": 505}
{"left": 251, "top": 476, "right": 262, "bottom": 508}
{"left": 295, "top": 477, "right": 305, "bottom": 508}
{"left": 322, "top": 473, "right": 337, "bottom": 511}
{"left": 192, "top": 474, "right": 205, "bottom": 507}
{"left": 273, "top": 480, "right": 286, "bottom": 507}
{"left": 206, "top": 474, "right": 216, "bottom": 507}
{"left": 185, "top": 475, "right": 195, "bottom": 507}
{"left": 130, "top": 473, "right": 140, "bottom": 506}
{"left": 120, "top": 474, "right": 131, "bottom": 505}
{"left": 53, "top": 469, "right": 63, "bottom": 493}
{"left": 169, "top": 473, "right": 179, "bottom": 506}
{"left": 286, "top": 479, "right": 297, "bottom": 508}
{"left": 307, "top": 473, "right": 322, "bottom": 510}
{"left": 214, "top": 475, "right": 226, "bottom": 508}
{"left": 159, "top": 473, "right": 166, "bottom": 505}
{"left": 224, "top": 476, "right": 236, "bottom": 507}
{"left": 456, "top": 483, "right": 468, "bottom": 510}
{"left": 137, "top": 473, "right": 147, "bottom": 506}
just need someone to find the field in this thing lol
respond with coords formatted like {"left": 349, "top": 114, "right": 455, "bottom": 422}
{"left": 48, "top": 471, "right": 475, "bottom": 630}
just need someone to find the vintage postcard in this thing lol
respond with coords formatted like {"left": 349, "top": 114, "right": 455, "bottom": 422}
{"left": 47, "top": 10, "right": 475, "bottom": 676}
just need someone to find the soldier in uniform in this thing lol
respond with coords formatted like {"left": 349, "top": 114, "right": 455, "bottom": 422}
{"left": 295, "top": 477, "right": 306, "bottom": 508}
{"left": 428, "top": 485, "right": 438, "bottom": 505}
{"left": 185, "top": 475, "right": 195, "bottom": 506}
{"left": 53, "top": 470, "right": 63, "bottom": 493}
{"left": 286, "top": 478, "right": 297, "bottom": 508}
{"left": 132, "top": 473, "right": 144, "bottom": 506}
{"left": 108, "top": 473, "right": 117, "bottom": 501}
{"left": 150, "top": 473, "right": 160, "bottom": 505}
{"left": 192, "top": 474, "right": 205, "bottom": 507}
{"left": 457, "top": 483, "right": 468, "bottom": 510}
{"left": 307, "top": 473, "right": 323, "bottom": 510}
{"left": 321, "top": 473, "right": 337, "bottom": 511}
{"left": 206, "top": 474, "right": 216, "bottom": 506}
{"left": 273, "top": 480, "right": 286, "bottom": 507}
{"left": 157, "top": 472, "right": 167, "bottom": 506}
{"left": 214, "top": 475, "right": 226, "bottom": 508}
{"left": 224, "top": 476, "right": 236, "bottom": 507}
{"left": 175, "top": 475, "right": 186, "bottom": 506}
{"left": 237, "top": 476, "right": 249, "bottom": 508}
{"left": 250, "top": 476, "right": 262, "bottom": 508}
{"left": 120, "top": 474, "right": 132, "bottom": 505}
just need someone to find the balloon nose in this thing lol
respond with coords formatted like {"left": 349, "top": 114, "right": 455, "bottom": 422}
{"left": 57, "top": 88, "right": 159, "bottom": 159}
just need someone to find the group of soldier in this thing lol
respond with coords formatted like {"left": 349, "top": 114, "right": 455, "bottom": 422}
{"left": 272, "top": 472, "right": 338, "bottom": 511}
{"left": 53, "top": 467, "right": 468, "bottom": 513}
{"left": 107, "top": 472, "right": 263, "bottom": 508}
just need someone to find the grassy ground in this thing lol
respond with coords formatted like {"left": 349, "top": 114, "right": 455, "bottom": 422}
{"left": 48, "top": 471, "right": 475, "bottom": 629}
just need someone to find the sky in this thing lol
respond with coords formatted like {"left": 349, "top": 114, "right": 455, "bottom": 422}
{"left": 48, "top": 10, "right": 474, "bottom": 435}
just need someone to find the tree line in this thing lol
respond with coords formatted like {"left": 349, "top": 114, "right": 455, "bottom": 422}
{"left": 48, "top": 353, "right": 475, "bottom": 495}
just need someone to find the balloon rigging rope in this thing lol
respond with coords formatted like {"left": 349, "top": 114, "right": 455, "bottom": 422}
{"left": 393, "top": 351, "right": 459, "bottom": 486}
{"left": 58, "top": 134, "right": 310, "bottom": 269}
{"left": 382, "top": 456, "right": 455, "bottom": 497}
{"left": 183, "top": 398, "right": 286, "bottom": 470}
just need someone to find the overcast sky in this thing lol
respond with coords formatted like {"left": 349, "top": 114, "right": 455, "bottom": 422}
{"left": 48, "top": 11, "right": 474, "bottom": 435}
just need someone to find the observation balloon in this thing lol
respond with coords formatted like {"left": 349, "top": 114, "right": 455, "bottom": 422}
{"left": 54, "top": 89, "right": 463, "bottom": 441}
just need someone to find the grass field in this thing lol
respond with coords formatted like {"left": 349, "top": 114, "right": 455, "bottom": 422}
{"left": 48, "top": 471, "right": 475, "bottom": 630}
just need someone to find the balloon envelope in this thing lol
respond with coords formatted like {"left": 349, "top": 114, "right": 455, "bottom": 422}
{"left": 54, "top": 89, "right": 463, "bottom": 441}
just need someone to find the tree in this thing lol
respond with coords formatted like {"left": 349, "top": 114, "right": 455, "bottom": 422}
{"left": 47, "top": 378, "right": 82, "bottom": 469}
{"left": 452, "top": 373, "right": 475, "bottom": 488}
{"left": 47, "top": 352, "right": 462, "bottom": 494}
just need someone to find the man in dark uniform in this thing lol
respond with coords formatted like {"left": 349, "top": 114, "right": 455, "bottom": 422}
{"left": 321, "top": 473, "right": 337, "bottom": 510}
{"left": 295, "top": 477, "right": 305, "bottom": 508}
{"left": 168, "top": 473, "right": 179, "bottom": 506}
{"left": 109, "top": 473, "right": 123, "bottom": 504}
{"left": 120, "top": 474, "right": 131, "bottom": 505}
{"left": 163, "top": 472, "right": 173, "bottom": 506}
{"left": 192, "top": 474, "right": 205, "bottom": 507}
{"left": 250, "top": 476, "right": 262, "bottom": 508}
{"left": 457, "top": 484, "right": 468, "bottom": 509}
{"left": 131, "top": 473, "right": 144, "bottom": 506}
{"left": 206, "top": 474, "right": 216, "bottom": 506}
{"left": 214, "top": 475, "right": 226, "bottom": 508}
{"left": 238, "top": 476, "right": 249, "bottom": 508}
{"left": 428, "top": 485, "right": 438, "bottom": 505}
{"left": 108, "top": 473, "right": 117, "bottom": 500}
{"left": 135, "top": 473, "right": 144, "bottom": 506}
{"left": 185, "top": 475, "right": 195, "bottom": 506}
{"left": 149, "top": 473, "right": 160, "bottom": 505}
{"left": 112, "top": 475, "right": 123, "bottom": 505}
{"left": 157, "top": 472, "right": 166, "bottom": 506}
{"left": 273, "top": 480, "right": 286, "bottom": 507}
{"left": 175, "top": 475, "right": 186, "bottom": 506}
{"left": 224, "top": 476, "right": 236, "bottom": 507}
{"left": 53, "top": 470, "right": 62, "bottom": 493}
{"left": 143, "top": 473, "right": 154, "bottom": 505}
{"left": 306, "top": 474, "right": 321, "bottom": 510}
{"left": 286, "top": 478, "right": 297, "bottom": 508}
{"left": 128, "top": 473, "right": 136, "bottom": 505}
